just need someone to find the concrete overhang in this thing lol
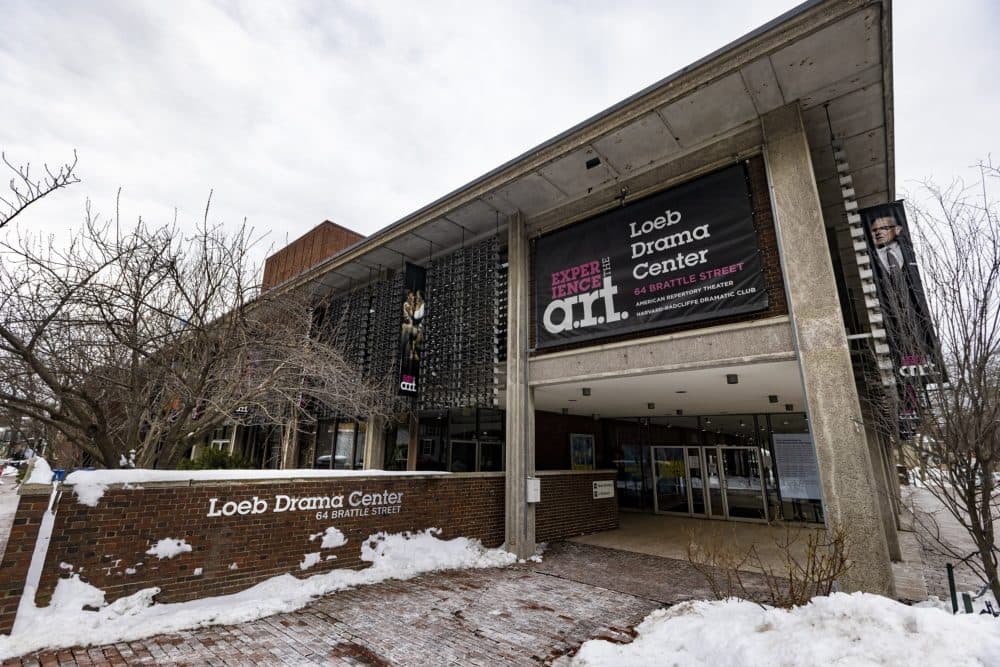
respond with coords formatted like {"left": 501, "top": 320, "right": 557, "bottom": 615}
{"left": 281, "top": 0, "right": 893, "bottom": 297}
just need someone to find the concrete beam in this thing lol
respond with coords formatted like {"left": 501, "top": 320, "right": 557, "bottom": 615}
{"left": 505, "top": 212, "right": 536, "bottom": 559}
{"left": 530, "top": 317, "right": 794, "bottom": 386}
{"left": 762, "top": 101, "right": 895, "bottom": 596}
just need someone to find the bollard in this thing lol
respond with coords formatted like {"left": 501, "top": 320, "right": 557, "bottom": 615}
{"left": 947, "top": 564, "right": 958, "bottom": 613}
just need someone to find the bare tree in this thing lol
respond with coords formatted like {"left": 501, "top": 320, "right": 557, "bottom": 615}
{"left": 0, "top": 186, "right": 394, "bottom": 469}
{"left": 0, "top": 151, "right": 79, "bottom": 229}
{"left": 890, "top": 160, "right": 1000, "bottom": 600}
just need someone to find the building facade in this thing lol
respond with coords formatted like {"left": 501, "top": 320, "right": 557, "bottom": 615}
{"left": 244, "top": 0, "right": 902, "bottom": 595}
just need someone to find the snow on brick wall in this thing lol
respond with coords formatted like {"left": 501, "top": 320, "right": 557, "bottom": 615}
{"left": 0, "top": 470, "right": 615, "bottom": 627}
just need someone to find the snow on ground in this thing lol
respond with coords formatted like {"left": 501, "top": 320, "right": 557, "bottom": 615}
{"left": 569, "top": 593, "right": 1000, "bottom": 667}
{"left": 0, "top": 528, "right": 516, "bottom": 660}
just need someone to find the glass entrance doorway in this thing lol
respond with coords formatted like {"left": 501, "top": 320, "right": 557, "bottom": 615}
{"left": 652, "top": 445, "right": 768, "bottom": 522}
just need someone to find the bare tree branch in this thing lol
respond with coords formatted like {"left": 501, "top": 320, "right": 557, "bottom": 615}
{"left": 0, "top": 151, "right": 80, "bottom": 229}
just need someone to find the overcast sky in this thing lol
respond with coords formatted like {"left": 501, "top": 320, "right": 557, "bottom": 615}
{"left": 2, "top": 0, "right": 998, "bottom": 273}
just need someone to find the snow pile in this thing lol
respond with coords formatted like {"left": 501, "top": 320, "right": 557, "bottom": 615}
{"left": 25, "top": 458, "right": 53, "bottom": 485}
{"left": 73, "top": 479, "right": 109, "bottom": 507}
{"left": 64, "top": 467, "right": 447, "bottom": 487}
{"left": 0, "top": 528, "right": 515, "bottom": 659}
{"left": 299, "top": 552, "right": 321, "bottom": 570}
{"left": 145, "top": 538, "right": 192, "bottom": 560}
{"left": 2, "top": 466, "right": 17, "bottom": 477}
{"left": 570, "top": 593, "right": 1000, "bottom": 667}
{"left": 310, "top": 526, "right": 348, "bottom": 549}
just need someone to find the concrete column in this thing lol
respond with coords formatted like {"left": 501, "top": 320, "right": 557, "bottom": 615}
{"left": 406, "top": 413, "right": 418, "bottom": 471}
{"left": 762, "top": 103, "right": 895, "bottom": 596}
{"left": 866, "top": 425, "right": 902, "bottom": 560}
{"left": 505, "top": 212, "right": 536, "bottom": 558}
{"left": 362, "top": 416, "right": 385, "bottom": 469}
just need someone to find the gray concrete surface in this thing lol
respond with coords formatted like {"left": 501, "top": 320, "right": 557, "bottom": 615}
{"left": 762, "top": 101, "right": 895, "bottom": 596}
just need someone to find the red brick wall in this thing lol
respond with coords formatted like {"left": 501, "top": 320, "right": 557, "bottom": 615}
{"left": 262, "top": 221, "right": 365, "bottom": 290}
{"left": 0, "top": 471, "right": 618, "bottom": 633}
{"left": 536, "top": 472, "right": 618, "bottom": 542}
{"left": 0, "top": 491, "right": 49, "bottom": 635}
{"left": 535, "top": 411, "right": 608, "bottom": 470}
{"left": 36, "top": 475, "right": 504, "bottom": 608}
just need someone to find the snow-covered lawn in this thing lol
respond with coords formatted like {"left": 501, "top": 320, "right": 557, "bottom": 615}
{"left": 569, "top": 593, "right": 1000, "bottom": 667}
{"left": 0, "top": 528, "right": 516, "bottom": 660}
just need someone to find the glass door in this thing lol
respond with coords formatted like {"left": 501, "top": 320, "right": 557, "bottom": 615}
{"left": 719, "top": 446, "right": 769, "bottom": 522}
{"left": 651, "top": 447, "right": 689, "bottom": 514}
{"left": 687, "top": 447, "right": 707, "bottom": 516}
{"left": 705, "top": 448, "right": 726, "bottom": 518}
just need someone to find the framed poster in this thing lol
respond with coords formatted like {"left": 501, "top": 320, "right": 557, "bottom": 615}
{"left": 570, "top": 433, "right": 595, "bottom": 470}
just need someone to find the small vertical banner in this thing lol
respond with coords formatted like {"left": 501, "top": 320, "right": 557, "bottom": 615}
{"left": 397, "top": 262, "right": 426, "bottom": 396}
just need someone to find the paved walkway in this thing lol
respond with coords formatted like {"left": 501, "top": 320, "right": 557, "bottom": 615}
{"left": 2, "top": 491, "right": 991, "bottom": 665}
{"left": 904, "top": 486, "right": 992, "bottom": 599}
{"left": 2, "top": 542, "right": 776, "bottom": 666}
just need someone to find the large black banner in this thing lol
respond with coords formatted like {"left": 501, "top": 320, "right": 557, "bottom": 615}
{"left": 397, "top": 262, "right": 426, "bottom": 396}
{"left": 534, "top": 163, "right": 768, "bottom": 348}
{"left": 860, "top": 201, "right": 940, "bottom": 433}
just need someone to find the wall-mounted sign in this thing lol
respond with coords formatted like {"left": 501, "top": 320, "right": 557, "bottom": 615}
{"left": 771, "top": 433, "right": 822, "bottom": 501}
{"left": 206, "top": 489, "right": 404, "bottom": 520}
{"left": 534, "top": 164, "right": 768, "bottom": 349}
{"left": 593, "top": 480, "right": 615, "bottom": 499}
{"left": 398, "top": 262, "right": 426, "bottom": 396}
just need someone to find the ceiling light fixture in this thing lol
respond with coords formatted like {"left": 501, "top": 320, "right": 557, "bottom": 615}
{"left": 726, "top": 374, "right": 739, "bottom": 385}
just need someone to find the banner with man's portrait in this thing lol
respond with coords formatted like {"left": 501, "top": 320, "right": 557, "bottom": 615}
{"left": 860, "top": 201, "right": 940, "bottom": 427}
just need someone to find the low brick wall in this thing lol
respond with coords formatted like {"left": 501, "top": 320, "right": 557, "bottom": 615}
{"left": 0, "top": 493, "right": 49, "bottom": 636}
{"left": 536, "top": 471, "right": 618, "bottom": 542}
{"left": 0, "top": 469, "right": 618, "bottom": 635}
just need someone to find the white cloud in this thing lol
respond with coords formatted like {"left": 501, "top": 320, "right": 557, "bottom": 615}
{"left": 2, "top": 0, "right": 995, "bottom": 270}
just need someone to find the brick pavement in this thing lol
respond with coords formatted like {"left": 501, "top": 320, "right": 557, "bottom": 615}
{"left": 3, "top": 544, "right": 691, "bottom": 666}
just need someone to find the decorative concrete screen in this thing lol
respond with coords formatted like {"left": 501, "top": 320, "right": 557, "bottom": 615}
{"left": 0, "top": 468, "right": 617, "bottom": 635}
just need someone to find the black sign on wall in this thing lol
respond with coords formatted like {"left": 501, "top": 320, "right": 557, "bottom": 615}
{"left": 398, "top": 263, "right": 426, "bottom": 396}
{"left": 534, "top": 163, "right": 768, "bottom": 349}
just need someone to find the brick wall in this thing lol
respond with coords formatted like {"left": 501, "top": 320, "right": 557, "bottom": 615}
{"left": 536, "top": 471, "right": 618, "bottom": 542}
{"left": 262, "top": 221, "right": 365, "bottom": 290}
{"left": 0, "top": 470, "right": 618, "bottom": 634}
{"left": 0, "top": 491, "right": 49, "bottom": 635}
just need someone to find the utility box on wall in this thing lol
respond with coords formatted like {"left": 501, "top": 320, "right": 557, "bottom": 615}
{"left": 525, "top": 477, "right": 541, "bottom": 504}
